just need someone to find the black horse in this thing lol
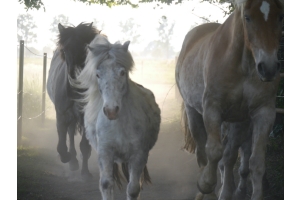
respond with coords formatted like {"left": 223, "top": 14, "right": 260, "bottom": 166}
{"left": 47, "top": 22, "right": 99, "bottom": 180}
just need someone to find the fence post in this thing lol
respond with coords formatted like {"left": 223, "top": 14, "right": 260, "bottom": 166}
{"left": 42, "top": 53, "right": 47, "bottom": 125}
{"left": 17, "top": 40, "right": 24, "bottom": 146}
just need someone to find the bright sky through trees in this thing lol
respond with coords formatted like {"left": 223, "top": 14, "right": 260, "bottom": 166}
{"left": 17, "top": 0, "right": 229, "bottom": 53}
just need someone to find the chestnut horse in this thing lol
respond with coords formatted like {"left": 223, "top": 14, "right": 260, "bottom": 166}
{"left": 176, "top": 0, "right": 283, "bottom": 199}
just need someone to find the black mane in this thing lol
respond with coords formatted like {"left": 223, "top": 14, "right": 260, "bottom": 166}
{"left": 57, "top": 22, "right": 99, "bottom": 78}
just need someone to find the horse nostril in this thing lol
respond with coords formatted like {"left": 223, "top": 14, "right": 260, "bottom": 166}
{"left": 115, "top": 106, "right": 119, "bottom": 113}
{"left": 103, "top": 107, "right": 107, "bottom": 116}
{"left": 258, "top": 62, "right": 265, "bottom": 76}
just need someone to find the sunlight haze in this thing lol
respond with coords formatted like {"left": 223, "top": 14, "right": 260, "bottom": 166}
{"left": 17, "top": 0, "right": 229, "bottom": 55}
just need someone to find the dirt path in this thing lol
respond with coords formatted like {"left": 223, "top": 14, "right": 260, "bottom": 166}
{"left": 18, "top": 118, "right": 203, "bottom": 200}
{"left": 18, "top": 82, "right": 283, "bottom": 200}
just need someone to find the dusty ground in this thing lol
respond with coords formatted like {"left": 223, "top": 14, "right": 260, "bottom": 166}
{"left": 18, "top": 118, "right": 201, "bottom": 200}
{"left": 17, "top": 83, "right": 283, "bottom": 200}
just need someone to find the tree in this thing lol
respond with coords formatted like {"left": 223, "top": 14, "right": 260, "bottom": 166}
{"left": 144, "top": 16, "right": 175, "bottom": 58}
{"left": 119, "top": 18, "right": 141, "bottom": 45}
{"left": 17, "top": 14, "right": 37, "bottom": 46}
{"left": 18, "top": 0, "right": 45, "bottom": 11}
{"left": 19, "top": 0, "right": 233, "bottom": 15}
{"left": 157, "top": 16, "right": 175, "bottom": 57}
{"left": 49, "top": 15, "right": 70, "bottom": 44}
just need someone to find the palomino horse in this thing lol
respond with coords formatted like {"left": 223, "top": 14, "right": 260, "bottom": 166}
{"left": 176, "top": 0, "right": 283, "bottom": 199}
{"left": 47, "top": 22, "right": 99, "bottom": 180}
{"left": 70, "top": 35, "right": 161, "bottom": 200}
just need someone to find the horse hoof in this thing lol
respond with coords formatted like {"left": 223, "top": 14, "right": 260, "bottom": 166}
{"left": 69, "top": 159, "right": 79, "bottom": 171}
{"left": 195, "top": 192, "right": 217, "bottom": 200}
{"left": 195, "top": 192, "right": 204, "bottom": 200}
{"left": 81, "top": 171, "right": 93, "bottom": 181}
{"left": 197, "top": 179, "right": 216, "bottom": 194}
{"left": 60, "top": 152, "right": 72, "bottom": 163}
{"left": 233, "top": 188, "right": 246, "bottom": 200}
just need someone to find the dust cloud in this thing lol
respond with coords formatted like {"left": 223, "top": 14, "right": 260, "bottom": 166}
{"left": 20, "top": 58, "right": 201, "bottom": 200}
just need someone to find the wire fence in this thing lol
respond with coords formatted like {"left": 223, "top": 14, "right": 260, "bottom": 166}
{"left": 17, "top": 48, "right": 49, "bottom": 120}
{"left": 17, "top": 40, "right": 49, "bottom": 145}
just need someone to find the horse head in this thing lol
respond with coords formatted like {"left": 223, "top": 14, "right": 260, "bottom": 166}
{"left": 87, "top": 38, "right": 133, "bottom": 120}
{"left": 240, "top": 0, "right": 283, "bottom": 81}
{"left": 58, "top": 22, "right": 99, "bottom": 78}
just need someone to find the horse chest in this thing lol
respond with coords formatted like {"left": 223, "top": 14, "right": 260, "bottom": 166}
{"left": 96, "top": 115, "right": 148, "bottom": 161}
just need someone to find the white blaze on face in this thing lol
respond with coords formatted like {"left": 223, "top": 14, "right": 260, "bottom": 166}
{"left": 260, "top": 1, "right": 270, "bottom": 21}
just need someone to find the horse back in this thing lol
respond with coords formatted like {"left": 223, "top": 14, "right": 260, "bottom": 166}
{"left": 176, "top": 23, "right": 220, "bottom": 69}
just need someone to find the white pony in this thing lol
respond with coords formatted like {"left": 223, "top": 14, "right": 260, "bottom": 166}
{"left": 71, "top": 34, "right": 161, "bottom": 200}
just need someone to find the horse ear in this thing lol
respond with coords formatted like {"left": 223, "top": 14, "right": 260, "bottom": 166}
{"left": 89, "top": 22, "right": 93, "bottom": 28}
{"left": 58, "top": 23, "right": 65, "bottom": 34}
{"left": 123, "top": 41, "right": 130, "bottom": 51}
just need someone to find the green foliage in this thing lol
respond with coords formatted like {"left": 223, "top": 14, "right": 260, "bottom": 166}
{"left": 19, "top": 0, "right": 233, "bottom": 14}
{"left": 18, "top": 0, "right": 45, "bottom": 11}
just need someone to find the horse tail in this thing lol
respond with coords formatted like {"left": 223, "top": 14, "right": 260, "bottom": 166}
{"left": 113, "top": 163, "right": 125, "bottom": 189}
{"left": 121, "top": 163, "right": 129, "bottom": 182}
{"left": 181, "top": 103, "right": 196, "bottom": 153}
{"left": 142, "top": 165, "right": 151, "bottom": 184}
{"left": 112, "top": 163, "right": 151, "bottom": 189}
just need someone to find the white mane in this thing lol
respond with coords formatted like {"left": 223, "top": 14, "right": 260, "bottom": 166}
{"left": 70, "top": 34, "right": 135, "bottom": 127}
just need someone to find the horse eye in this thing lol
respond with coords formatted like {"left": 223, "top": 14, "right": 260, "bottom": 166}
{"left": 120, "top": 70, "right": 125, "bottom": 76}
{"left": 244, "top": 15, "right": 250, "bottom": 22}
{"left": 96, "top": 74, "right": 100, "bottom": 78}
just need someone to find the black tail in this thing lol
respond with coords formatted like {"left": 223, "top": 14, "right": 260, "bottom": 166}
{"left": 113, "top": 163, "right": 152, "bottom": 189}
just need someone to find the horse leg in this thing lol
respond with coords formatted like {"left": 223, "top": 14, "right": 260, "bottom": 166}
{"left": 68, "top": 121, "right": 79, "bottom": 171}
{"left": 126, "top": 156, "right": 148, "bottom": 200}
{"left": 98, "top": 156, "right": 114, "bottom": 200}
{"left": 217, "top": 128, "right": 227, "bottom": 198}
{"left": 80, "top": 131, "right": 93, "bottom": 180}
{"left": 199, "top": 106, "right": 223, "bottom": 194}
{"left": 219, "top": 122, "right": 248, "bottom": 200}
{"left": 185, "top": 105, "right": 217, "bottom": 200}
{"left": 249, "top": 108, "right": 276, "bottom": 200}
{"left": 234, "top": 128, "right": 252, "bottom": 200}
{"left": 218, "top": 124, "right": 229, "bottom": 196}
{"left": 56, "top": 114, "right": 71, "bottom": 163}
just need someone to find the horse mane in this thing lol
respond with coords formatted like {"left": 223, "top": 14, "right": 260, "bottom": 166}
{"left": 57, "top": 22, "right": 100, "bottom": 77}
{"left": 70, "top": 34, "right": 134, "bottom": 125}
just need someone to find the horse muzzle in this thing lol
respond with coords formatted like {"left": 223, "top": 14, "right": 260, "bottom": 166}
{"left": 257, "top": 61, "right": 280, "bottom": 82}
{"left": 103, "top": 106, "right": 119, "bottom": 120}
